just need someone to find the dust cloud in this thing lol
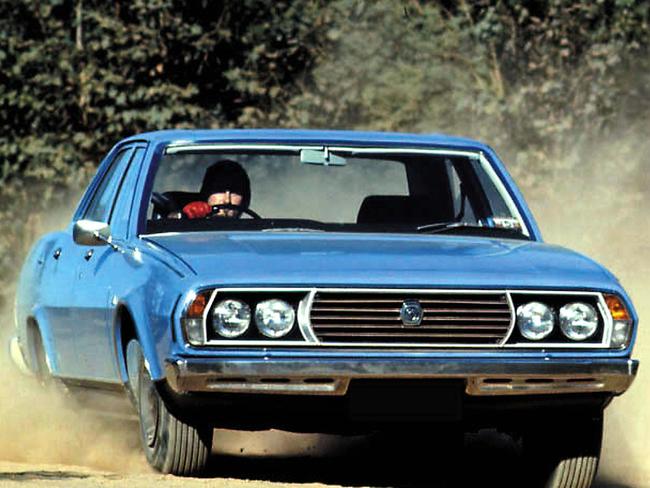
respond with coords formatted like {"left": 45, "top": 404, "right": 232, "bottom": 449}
{"left": 0, "top": 202, "right": 149, "bottom": 474}
{"left": 526, "top": 174, "right": 649, "bottom": 486}
{"left": 0, "top": 348, "right": 148, "bottom": 473}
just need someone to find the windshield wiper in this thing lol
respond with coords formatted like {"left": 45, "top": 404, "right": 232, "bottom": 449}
{"left": 261, "top": 227, "right": 324, "bottom": 233}
{"left": 416, "top": 221, "right": 525, "bottom": 236}
{"left": 416, "top": 222, "right": 484, "bottom": 234}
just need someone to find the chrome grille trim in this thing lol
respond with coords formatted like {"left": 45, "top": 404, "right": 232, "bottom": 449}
{"left": 310, "top": 290, "right": 513, "bottom": 346}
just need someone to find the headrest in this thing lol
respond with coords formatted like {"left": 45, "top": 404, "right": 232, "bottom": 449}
{"left": 356, "top": 195, "right": 455, "bottom": 226}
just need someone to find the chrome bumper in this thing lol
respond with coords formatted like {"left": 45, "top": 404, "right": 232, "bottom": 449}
{"left": 165, "top": 356, "right": 639, "bottom": 397}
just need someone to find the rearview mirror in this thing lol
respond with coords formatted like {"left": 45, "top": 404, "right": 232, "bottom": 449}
{"left": 300, "top": 148, "right": 347, "bottom": 166}
{"left": 73, "top": 219, "right": 112, "bottom": 246}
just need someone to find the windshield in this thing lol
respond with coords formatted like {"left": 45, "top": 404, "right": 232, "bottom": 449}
{"left": 145, "top": 146, "right": 527, "bottom": 238}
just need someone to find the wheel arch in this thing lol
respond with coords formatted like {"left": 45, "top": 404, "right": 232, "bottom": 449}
{"left": 113, "top": 300, "right": 165, "bottom": 384}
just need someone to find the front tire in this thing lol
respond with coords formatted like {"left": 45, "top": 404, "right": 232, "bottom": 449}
{"left": 522, "top": 413, "right": 603, "bottom": 488}
{"left": 126, "top": 340, "right": 212, "bottom": 475}
{"left": 28, "top": 326, "right": 56, "bottom": 387}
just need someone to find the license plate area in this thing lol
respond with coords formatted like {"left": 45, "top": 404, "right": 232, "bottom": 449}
{"left": 347, "top": 379, "right": 463, "bottom": 422}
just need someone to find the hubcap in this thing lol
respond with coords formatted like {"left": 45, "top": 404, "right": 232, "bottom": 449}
{"left": 140, "top": 368, "right": 160, "bottom": 448}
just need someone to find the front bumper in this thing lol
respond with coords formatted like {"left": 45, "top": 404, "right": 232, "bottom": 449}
{"left": 165, "top": 356, "right": 639, "bottom": 397}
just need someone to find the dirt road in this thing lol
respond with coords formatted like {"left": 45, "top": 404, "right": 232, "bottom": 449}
{"left": 0, "top": 428, "right": 644, "bottom": 488}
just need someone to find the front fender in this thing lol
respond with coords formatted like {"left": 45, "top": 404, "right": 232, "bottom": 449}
{"left": 113, "top": 294, "right": 180, "bottom": 383}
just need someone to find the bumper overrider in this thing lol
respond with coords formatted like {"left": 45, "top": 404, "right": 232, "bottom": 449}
{"left": 165, "top": 355, "right": 638, "bottom": 397}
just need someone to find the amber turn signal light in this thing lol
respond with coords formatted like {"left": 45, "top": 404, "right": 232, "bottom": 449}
{"left": 187, "top": 292, "right": 209, "bottom": 318}
{"left": 605, "top": 294, "right": 631, "bottom": 321}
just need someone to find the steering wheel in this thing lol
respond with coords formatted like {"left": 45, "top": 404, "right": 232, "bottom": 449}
{"left": 209, "top": 204, "right": 262, "bottom": 219}
{"left": 151, "top": 191, "right": 178, "bottom": 213}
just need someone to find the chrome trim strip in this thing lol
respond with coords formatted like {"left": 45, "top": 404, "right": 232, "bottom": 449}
{"left": 499, "top": 292, "right": 517, "bottom": 345}
{"left": 165, "top": 144, "right": 315, "bottom": 154}
{"left": 327, "top": 146, "right": 479, "bottom": 158}
{"left": 311, "top": 288, "right": 510, "bottom": 294}
{"left": 599, "top": 298, "right": 614, "bottom": 346}
{"left": 202, "top": 378, "right": 349, "bottom": 396}
{"left": 202, "top": 288, "right": 219, "bottom": 344}
{"left": 164, "top": 144, "right": 478, "bottom": 158}
{"left": 297, "top": 289, "right": 319, "bottom": 343}
{"left": 465, "top": 375, "right": 630, "bottom": 396}
{"left": 140, "top": 231, "right": 182, "bottom": 237}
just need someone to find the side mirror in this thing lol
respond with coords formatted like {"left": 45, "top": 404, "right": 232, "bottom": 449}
{"left": 73, "top": 219, "right": 112, "bottom": 246}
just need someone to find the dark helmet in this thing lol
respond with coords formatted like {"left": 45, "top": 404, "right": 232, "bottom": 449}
{"left": 199, "top": 160, "right": 251, "bottom": 208}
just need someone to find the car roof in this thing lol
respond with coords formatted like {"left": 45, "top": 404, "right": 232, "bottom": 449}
{"left": 121, "top": 129, "right": 491, "bottom": 152}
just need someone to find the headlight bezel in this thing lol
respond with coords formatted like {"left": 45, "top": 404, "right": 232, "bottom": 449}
{"left": 508, "top": 292, "right": 609, "bottom": 347}
{"left": 181, "top": 289, "right": 307, "bottom": 344}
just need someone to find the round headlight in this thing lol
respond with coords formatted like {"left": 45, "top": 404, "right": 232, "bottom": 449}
{"left": 559, "top": 302, "right": 598, "bottom": 341}
{"left": 212, "top": 299, "right": 251, "bottom": 338}
{"left": 517, "top": 302, "right": 555, "bottom": 340}
{"left": 255, "top": 299, "right": 295, "bottom": 338}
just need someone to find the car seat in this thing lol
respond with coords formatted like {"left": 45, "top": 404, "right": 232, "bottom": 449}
{"left": 356, "top": 194, "right": 455, "bottom": 226}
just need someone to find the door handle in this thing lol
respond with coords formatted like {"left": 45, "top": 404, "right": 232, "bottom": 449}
{"left": 84, "top": 249, "right": 94, "bottom": 261}
{"left": 53, "top": 248, "right": 61, "bottom": 260}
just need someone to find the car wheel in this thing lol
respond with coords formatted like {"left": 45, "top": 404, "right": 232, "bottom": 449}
{"left": 522, "top": 414, "right": 603, "bottom": 488}
{"left": 29, "top": 327, "right": 51, "bottom": 385}
{"left": 126, "top": 339, "right": 212, "bottom": 475}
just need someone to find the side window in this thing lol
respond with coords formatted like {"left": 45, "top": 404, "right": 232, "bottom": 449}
{"left": 108, "top": 147, "right": 145, "bottom": 226}
{"left": 84, "top": 149, "right": 133, "bottom": 222}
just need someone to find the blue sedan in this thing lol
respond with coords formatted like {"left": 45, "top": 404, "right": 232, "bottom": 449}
{"left": 11, "top": 129, "right": 638, "bottom": 486}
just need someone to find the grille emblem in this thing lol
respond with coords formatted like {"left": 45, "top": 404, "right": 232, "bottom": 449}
{"left": 400, "top": 300, "right": 423, "bottom": 326}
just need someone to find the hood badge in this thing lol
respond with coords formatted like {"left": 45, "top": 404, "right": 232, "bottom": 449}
{"left": 400, "top": 299, "right": 423, "bottom": 326}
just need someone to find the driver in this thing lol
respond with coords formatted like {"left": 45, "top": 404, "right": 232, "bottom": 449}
{"left": 182, "top": 160, "right": 251, "bottom": 219}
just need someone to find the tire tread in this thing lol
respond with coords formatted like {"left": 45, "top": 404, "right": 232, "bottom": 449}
{"left": 127, "top": 339, "right": 211, "bottom": 476}
{"left": 547, "top": 455, "right": 599, "bottom": 488}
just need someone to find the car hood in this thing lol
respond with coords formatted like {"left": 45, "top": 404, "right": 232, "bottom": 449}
{"left": 144, "top": 231, "right": 616, "bottom": 291}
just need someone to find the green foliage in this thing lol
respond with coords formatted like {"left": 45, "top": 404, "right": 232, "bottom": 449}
{"left": 281, "top": 0, "right": 650, "bottom": 196}
{"left": 0, "top": 0, "right": 329, "bottom": 184}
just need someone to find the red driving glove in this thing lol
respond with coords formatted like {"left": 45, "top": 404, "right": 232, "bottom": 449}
{"left": 182, "top": 201, "right": 211, "bottom": 219}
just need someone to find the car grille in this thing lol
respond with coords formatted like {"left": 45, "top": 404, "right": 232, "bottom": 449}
{"left": 309, "top": 291, "right": 513, "bottom": 345}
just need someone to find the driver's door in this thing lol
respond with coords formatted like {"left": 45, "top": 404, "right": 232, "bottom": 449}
{"left": 64, "top": 146, "right": 137, "bottom": 380}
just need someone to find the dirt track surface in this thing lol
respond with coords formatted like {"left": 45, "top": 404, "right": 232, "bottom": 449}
{"left": 0, "top": 430, "right": 643, "bottom": 488}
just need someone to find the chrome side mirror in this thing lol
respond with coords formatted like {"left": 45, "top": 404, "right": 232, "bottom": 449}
{"left": 73, "top": 219, "right": 112, "bottom": 246}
